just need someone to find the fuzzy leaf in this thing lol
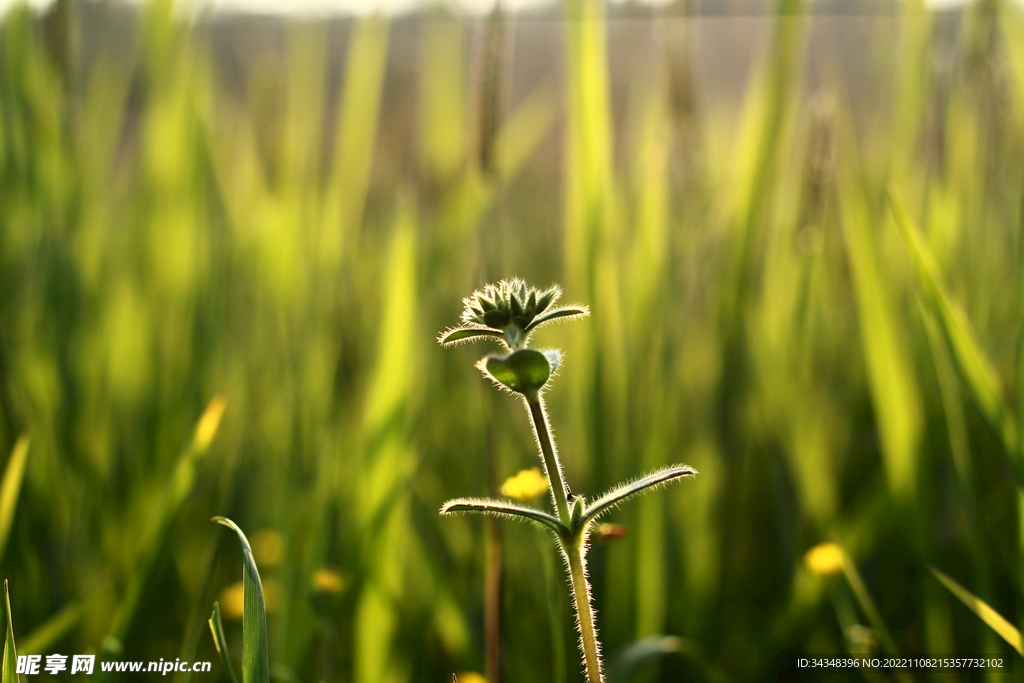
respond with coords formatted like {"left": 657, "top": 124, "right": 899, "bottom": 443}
{"left": 581, "top": 465, "right": 697, "bottom": 528}
{"left": 438, "top": 327, "right": 503, "bottom": 347}
{"left": 481, "top": 349, "right": 552, "bottom": 395}
{"left": 535, "top": 288, "right": 558, "bottom": 314}
{"left": 440, "top": 497, "right": 568, "bottom": 536}
{"left": 213, "top": 518, "right": 270, "bottom": 683}
{"left": 526, "top": 306, "right": 590, "bottom": 333}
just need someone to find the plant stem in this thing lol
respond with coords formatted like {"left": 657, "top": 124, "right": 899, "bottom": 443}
{"left": 526, "top": 397, "right": 604, "bottom": 683}
{"left": 565, "top": 535, "right": 604, "bottom": 683}
{"left": 526, "top": 398, "right": 572, "bottom": 525}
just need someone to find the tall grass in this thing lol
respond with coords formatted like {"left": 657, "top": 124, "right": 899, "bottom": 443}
{"left": 1, "top": 0, "right": 1024, "bottom": 680}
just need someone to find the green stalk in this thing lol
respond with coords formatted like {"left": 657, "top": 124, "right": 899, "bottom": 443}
{"left": 565, "top": 536, "right": 604, "bottom": 683}
{"left": 526, "top": 397, "right": 603, "bottom": 682}
{"left": 527, "top": 399, "right": 571, "bottom": 525}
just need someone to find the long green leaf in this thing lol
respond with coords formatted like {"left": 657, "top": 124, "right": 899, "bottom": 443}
{"left": 889, "top": 193, "right": 1019, "bottom": 457}
{"left": 208, "top": 602, "right": 239, "bottom": 683}
{"left": 213, "top": 518, "right": 269, "bottom": 683}
{"left": 928, "top": 565, "right": 1024, "bottom": 655}
{"left": 3, "top": 581, "right": 15, "bottom": 683}
{"left": 581, "top": 465, "right": 697, "bottom": 528}
{"left": 0, "top": 435, "right": 30, "bottom": 567}
{"left": 440, "top": 498, "right": 568, "bottom": 536}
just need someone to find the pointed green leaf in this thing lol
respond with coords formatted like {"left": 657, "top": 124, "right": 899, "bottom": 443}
{"left": 213, "top": 518, "right": 270, "bottom": 683}
{"left": 581, "top": 466, "right": 697, "bottom": 528}
{"left": 890, "top": 194, "right": 1019, "bottom": 457}
{"left": 0, "top": 435, "right": 30, "bottom": 567}
{"left": 440, "top": 497, "right": 568, "bottom": 536}
{"left": 3, "top": 581, "right": 15, "bottom": 683}
{"left": 510, "top": 293, "right": 524, "bottom": 317}
{"left": 480, "top": 349, "right": 552, "bottom": 396}
{"left": 525, "top": 306, "right": 590, "bottom": 334}
{"left": 535, "top": 288, "right": 557, "bottom": 314}
{"left": 437, "top": 327, "right": 504, "bottom": 347}
{"left": 209, "top": 602, "right": 240, "bottom": 683}
{"left": 929, "top": 565, "right": 1023, "bottom": 655}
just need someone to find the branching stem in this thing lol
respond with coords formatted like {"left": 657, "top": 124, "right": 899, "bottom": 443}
{"left": 526, "top": 396, "right": 604, "bottom": 682}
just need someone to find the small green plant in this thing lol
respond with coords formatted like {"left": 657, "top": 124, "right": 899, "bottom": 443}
{"left": 210, "top": 517, "right": 270, "bottom": 683}
{"left": 439, "top": 279, "right": 696, "bottom": 683}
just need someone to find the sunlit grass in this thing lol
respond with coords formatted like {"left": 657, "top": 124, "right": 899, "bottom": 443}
{"left": 0, "top": 0, "right": 1023, "bottom": 680}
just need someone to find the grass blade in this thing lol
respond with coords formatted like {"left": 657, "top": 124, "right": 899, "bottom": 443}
{"left": 2, "top": 581, "right": 15, "bottom": 683}
{"left": 107, "top": 397, "right": 227, "bottom": 646}
{"left": 440, "top": 497, "right": 568, "bottom": 536}
{"left": 928, "top": 565, "right": 1023, "bottom": 655}
{"left": 0, "top": 435, "right": 29, "bottom": 567}
{"left": 581, "top": 465, "right": 697, "bottom": 527}
{"left": 889, "top": 193, "right": 1019, "bottom": 457}
{"left": 19, "top": 598, "right": 86, "bottom": 656}
{"left": 836, "top": 156, "right": 921, "bottom": 496}
{"left": 213, "top": 518, "right": 270, "bottom": 683}
{"left": 208, "top": 602, "right": 239, "bottom": 683}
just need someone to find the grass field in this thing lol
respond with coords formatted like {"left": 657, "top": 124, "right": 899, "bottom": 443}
{"left": 2, "top": 0, "right": 1024, "bottom": 680}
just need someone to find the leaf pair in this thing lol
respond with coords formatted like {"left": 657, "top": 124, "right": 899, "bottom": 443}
{"left": 441, "top": 465, "right": 697, "bottom": 536}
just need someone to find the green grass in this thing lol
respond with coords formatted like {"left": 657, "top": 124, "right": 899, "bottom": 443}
{"left": 1, "top": 0, "right": 1024, "bottom": 680}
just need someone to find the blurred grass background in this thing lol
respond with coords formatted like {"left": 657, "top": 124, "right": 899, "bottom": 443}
{"left": 2, "top": 0, "right": 1024, "bottom": 680}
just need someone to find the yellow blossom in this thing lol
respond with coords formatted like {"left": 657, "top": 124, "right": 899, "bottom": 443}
{"left": 311, "top": 568, "right": 344, "bottom": 594}
{"left": 218, "top": 577, "right": 281, "bottom": 620}
{"left": 251, "top": 529, "right": 284, "bottom": 567}
{"left": 500, "top": 467, "right": 549, "bottom": 503}
{"left": 804, "top": 542, "right": 844, "bottom": 576}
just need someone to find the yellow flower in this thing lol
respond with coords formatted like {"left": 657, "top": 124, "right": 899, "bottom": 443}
{"left": 218, "top": 578, "right": 281, "bottom": 620}
{"left": 500, "top": 467, "right": 549, "bottom": 503}
{"left": 311, "top": 568, "right": 344, "bottom": 594}
{"left": 804, "top": 542, "right": 844, "bottom": 576}
{"left": 218, "top": 582, "right": 245, "bottom": 620}
{"left": 455, "top": 673, "right": 487, "bottom": 683}
{"left": 251, "top": 529, "right": 284, "bottom": 567}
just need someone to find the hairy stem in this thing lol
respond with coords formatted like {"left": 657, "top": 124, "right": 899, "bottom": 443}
{"left": 526, "top": 398, "right": 571, "bottom": 525}
{"left": 526, "top": 397, "right": 605, "bottom": 682}
{"left": 565, "top": 535, "right": 604, "bottom": 683}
